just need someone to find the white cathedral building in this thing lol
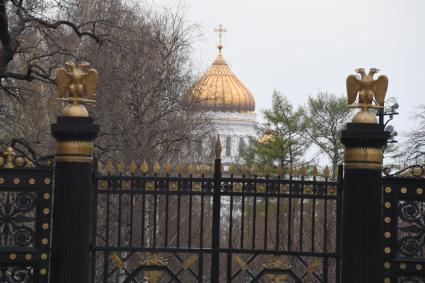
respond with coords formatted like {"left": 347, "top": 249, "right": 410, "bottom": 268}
{"left": 185, "top": 28, "right": 257, "bottom": 164}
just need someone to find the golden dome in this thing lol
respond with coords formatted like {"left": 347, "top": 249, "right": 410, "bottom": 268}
{"left": 186, "top": 50, "right": 255, "bottom": 113}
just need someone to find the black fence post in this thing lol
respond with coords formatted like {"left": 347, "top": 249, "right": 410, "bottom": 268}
{"left": 340, "top": 109, "right": 389, "bottom": 283}
{"left": 49, "top": 63, "right": 99, "bottom": 283}
{"left": 211, "top": 136, "right": 222, "bottom": 283}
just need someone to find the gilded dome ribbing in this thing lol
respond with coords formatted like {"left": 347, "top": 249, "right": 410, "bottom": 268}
{"left": 186, "top": 51, "right": 255, "bottom": 113}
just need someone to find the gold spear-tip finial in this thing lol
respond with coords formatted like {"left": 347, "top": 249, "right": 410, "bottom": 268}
{"left": 56, "top": 61, "right": 99, "bottom": 117}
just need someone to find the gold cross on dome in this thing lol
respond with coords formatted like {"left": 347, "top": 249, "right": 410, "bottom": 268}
{"left": 215, "top": 24, "right": 227, "bottom": 52}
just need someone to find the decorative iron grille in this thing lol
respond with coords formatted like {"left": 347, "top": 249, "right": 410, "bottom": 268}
{"left": 383, "top": 165, "right": 425, "bottom": 283}
{"left": 0, "top": 147, "right": 53, "bottom": 283}
{"left": 92, "top": 161, "right": 342, "bottom": 282}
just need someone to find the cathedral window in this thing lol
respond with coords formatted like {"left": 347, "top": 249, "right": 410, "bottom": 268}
{"left": 226, "top": 136, "right": 231, "bottom": 156}
{"left": 239, "top": 137, "right": 246, "bottom": 156}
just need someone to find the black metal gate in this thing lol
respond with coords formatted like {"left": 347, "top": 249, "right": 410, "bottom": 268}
{"left": 383, "top": 165, "right": 425, "bottom": 283}
{"left": 0, "top": 147, "right": 53, "bottom": 283}
{"left": 91, "top": 159, "right": 342, "bottom": 282}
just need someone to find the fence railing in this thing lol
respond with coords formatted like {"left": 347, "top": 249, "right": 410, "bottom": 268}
{"left": 92, "top": 158, "right": 342, "bottom": 282}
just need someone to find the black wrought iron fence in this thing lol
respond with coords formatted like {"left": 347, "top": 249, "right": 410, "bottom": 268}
{"left": 92, "top": 159, "right": 342, "bottom": 282}
{"left": 0, "top": 147, "right": 53, "bottom": 283}
{"left": 383, "top": 165, "right": 425, "bottom": 283}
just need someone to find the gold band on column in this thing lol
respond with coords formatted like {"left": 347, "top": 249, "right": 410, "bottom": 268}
{"left": 55, "top": 141, "right": 94, "bottom": 163}
{"left": 344, "top": 147, "right": 383, "bottom": 170}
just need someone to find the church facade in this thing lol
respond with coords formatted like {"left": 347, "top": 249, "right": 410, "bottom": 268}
{"left": 185, "top": 27, "right": 257, "bottom": 164}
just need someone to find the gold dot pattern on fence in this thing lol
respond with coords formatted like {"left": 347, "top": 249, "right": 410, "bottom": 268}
{"left": 416, "top": 264, "right": 423, "bottom": 271}
{"left": 257, "top": 184, "right": 266, "bottom": 193}
{"left": 0, "top": 177, "right": 4, "bottom": 184}
{"left": 384, "top": 262, "right": 390, "bottom": 269}
{"left": 192, "top": 183, "right": 202, "bottom": 191}
{"left": 15, "top": 157, "right": 24, "bottom": 166}
{"left": 417, "top": 188, "right": 423, "bottom": 195}
{"left": 44, "top": 178, "right": 51, "bottom": 185}
{"left": 400, "top": 263, "right": 406, "bottom": 270}
{"left": 9, "top": 253, "right": 16, "bottom": 260}
{"left": 28, "top": 178, "right": 36, "bottom": 184}
{"left": 384, "top": 217, "right": 391, "bottom": 224}
{"left": 43, "top": 208, "right": 50, "bottom": 215}
{"left": 145, "top": 182, "right": 155, "bottom": 191}
{"left": 384, "top": 231, "right": 391, "bottom": 238}
{"left": 25, "top": 254, "right": 32, "bottom": 260}
{"left": 233, "top": 183, "right": 242, "bottom": 192}
{"left": 122, "top": 180, "right": 131, "bottom": 190}
{"left": 99, "top": 180, "right": 108, "bottom": 189}
{"left": 169, "top": 182, "right": 178, "bottom": 191}
{"left": 40, "top": 268, "right": 47, "bottom": 275}
{"left": 384, "top": 202, "right": 391, "bottom": 208}
{"left": 400, "top": 187, "right": 407, "bottom": 194}
{"left": 304, "top": 186, "right": 313, "bottom": 194}
{"left": 280, "top": 184, "right": 289, "bottom": 193}
{"left": 384, "top": 247, "right": 391, "bottom": 254}
{"left": 13, "top": 178, "right": 20, "bottom": 184}
{"left": 41, "top": 253, "right": 48, "bottom": 260}
{"left": 42, "top": 223, "right": 49, "bottom": 230}
{"left": 385, "top": 186, "right": 392, "bottom": 193}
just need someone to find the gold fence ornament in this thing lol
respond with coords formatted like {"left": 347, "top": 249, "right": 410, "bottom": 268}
{"left": 176, "top": 163, "right": 184, "bottom": 175}
{"left": 235, "top": 255, "right": 247, "bottom": 270}
{"left": 346, "top": 68, "right": 388, "bottom": 123}
{"left": 252, "top": 163, "right": 259, "bottom": 176}
{"left": 153, "top": 161, "right": 161, "bottom": 175}
{"left": 130, "top": 161, "right": 137, "bottom": 174}
{"left": 141, "top": 160, "right": 149, "bottom": 174}
{"left": 188, "top": 163, "right": 195, "bottom": 175}
{"left": 276, "top": 165, "right": 284, "bottom": 177}
{"left": 164, "top": 162, "right": 172, "bottom": 175}
{"left": 323, "top": 166, "right": 330, "bottom": 178}
{"left": 111, "top": 253, "right": 125, "bottom": 268}
{"left": 4, "top": 147, "right": 15, "bottom": 168}
{"left": 56, "top": 61, "right": 98, "bottom": 117}
{"left": 312, "top": 166, "right": 318, "bottom": 177}
{"left": 264, "top": 163, "right": 271, "bottom": 176}
{"left": 306, "top": 259, "right": 322, "bottom": 273}
{"left": 182, "top": 255, "right": 198, "bottom": 270}
{"left": 229, "top": 163, "right": 237, "bottom": 175}
{"left": 199, "top": 163, "right": 207, "bottom": 175}
{"left": 117, "top": 161, "right": 125, "bottom": 175}
{"left": 289, "top": 166, "right": 295, "bottom": 177}
{"left": 241, "top": 164, "right": 249, "bottom": 176}
{"left": 106, "top": 160, "right": 113, "bottom": 174}
{"left": 300, "top": 164, "right": 307, "bottom": 177}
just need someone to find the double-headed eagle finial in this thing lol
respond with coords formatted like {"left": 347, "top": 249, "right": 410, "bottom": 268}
{"left": 346, "top": 68, "right": 388, "bottom": 123}
{"left": 56, "top": 61, "right": 98, "bottom": 117}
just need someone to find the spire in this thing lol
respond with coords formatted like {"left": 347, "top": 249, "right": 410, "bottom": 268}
{"left": 214, "top": 24, "right": 227, "bottom": 53}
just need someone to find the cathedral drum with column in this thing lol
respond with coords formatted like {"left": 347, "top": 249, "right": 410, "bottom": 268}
{"left": 185, "top": 25, "right": 257, "bottom": 164}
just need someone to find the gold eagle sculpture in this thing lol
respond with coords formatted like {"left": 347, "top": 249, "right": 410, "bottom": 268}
{"left": 346, "top": 68, "right": 388, "bottom": 109}
{"left": 56, "top": 61, "right": 98, "bottom": 103}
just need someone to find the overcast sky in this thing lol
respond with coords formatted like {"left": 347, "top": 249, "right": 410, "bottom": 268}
{"left": 151, "top": 0, "right": 425, "bottom": 139}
